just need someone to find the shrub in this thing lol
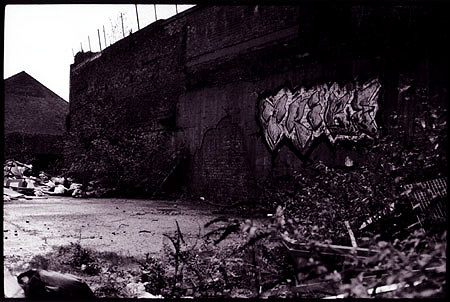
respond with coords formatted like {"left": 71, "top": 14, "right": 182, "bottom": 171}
{"left": 64, "top": 126, "right": 187, "bottom": 197}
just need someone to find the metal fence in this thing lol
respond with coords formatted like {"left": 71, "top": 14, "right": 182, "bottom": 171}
{"left": 404, "top": 177, "right": 447, "bottom": 222}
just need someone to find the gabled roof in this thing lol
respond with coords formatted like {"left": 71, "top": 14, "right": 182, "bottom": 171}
{"left": 4, "top": 71, "right": 69, "bottom": 136}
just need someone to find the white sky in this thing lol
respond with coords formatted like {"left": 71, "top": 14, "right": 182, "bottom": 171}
{"left": 3, "top": 4, "right": 195, "bottom": 101}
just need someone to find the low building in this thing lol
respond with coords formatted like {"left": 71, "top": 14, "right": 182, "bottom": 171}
{"left": 4, "top": 71, "right": 69, "bottom": 172}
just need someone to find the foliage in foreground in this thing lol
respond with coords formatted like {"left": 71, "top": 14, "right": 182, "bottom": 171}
{"left": 199, "top": 207, "right": 446, "bottom": 298}
{"left": 24, "top": 205, "right": 445, "bottom": 299}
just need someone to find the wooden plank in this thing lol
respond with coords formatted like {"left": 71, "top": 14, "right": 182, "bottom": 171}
{"left": 344, "top": 220, "right": 357, "bottom": 248}
{"left": 282, "top": 240, "right": 378, "bottom": 259}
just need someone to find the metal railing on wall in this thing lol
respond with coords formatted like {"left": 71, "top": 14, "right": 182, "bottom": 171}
{"left": 73, "top": 4, "right": 184, "bottom": 58}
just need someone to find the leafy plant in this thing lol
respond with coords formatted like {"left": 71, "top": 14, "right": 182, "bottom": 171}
{"left": 64, "top": 125, "right": 186, "bottom": 197}
{"left": 202, "top": 205, "right": 446, "bottom": 298}
{"left": 57, "top": 243, "right": 100, "bottom": 275}
{"left": 337, "top": 231, "right": 446, "bottom": 298}
{"left": 137, "top": 254, "right": 167, "bottom": 295}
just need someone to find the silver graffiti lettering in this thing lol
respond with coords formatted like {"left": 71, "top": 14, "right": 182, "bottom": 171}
{"left": 258, "top": 78, "right": 381, "bottom": 152}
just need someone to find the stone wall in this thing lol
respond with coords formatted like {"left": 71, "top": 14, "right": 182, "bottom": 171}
{"left": 68, "top": 5, "right": 448, "bottom": 201}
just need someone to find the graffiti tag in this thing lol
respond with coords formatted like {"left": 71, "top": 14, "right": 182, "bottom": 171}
{"left": 258, "top": 78, "right": 381, "bottom": 152}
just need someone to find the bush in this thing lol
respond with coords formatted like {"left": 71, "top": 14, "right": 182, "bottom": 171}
{"left": 57, "top": 243, "right": 100, "bottom": 275}
{"left": 64, "top": 126, "right": 187, "bottom": 197}
{"left": 139, "top": 254, "right": 167, "bottom": 295}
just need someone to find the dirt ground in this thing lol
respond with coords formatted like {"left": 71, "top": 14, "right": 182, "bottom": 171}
{"left": 3, "top": 197, "right": 244, "bottom": 273}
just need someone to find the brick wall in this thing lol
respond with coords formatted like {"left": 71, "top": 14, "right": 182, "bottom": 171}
{"left": 185, "top": 6, "right": 300, "bottom": 59}
{"left": 190, "top": 116, "right": 256, "bottom": 202}
{"left": 69, "top": 17, "right": 186, "bottom": 131}
{"left": 68, "top": 5, "right": 448, "bottom": 201}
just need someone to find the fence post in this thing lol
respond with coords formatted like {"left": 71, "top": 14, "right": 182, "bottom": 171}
{"left": 135, "top": 4, "right": 140, "bottom": 30}
{"left": 120, "top": 13, "right": 125, "bottom": 37}
{"left": 103, "top": 25, "right": 107, "bottom": 47}
{"left": 97, "top": 29, "right": 102, "bottom": 51}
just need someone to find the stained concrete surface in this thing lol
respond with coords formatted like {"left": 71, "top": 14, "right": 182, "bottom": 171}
{"left": 3, "top": 197, "right": 237, "bottom": 273}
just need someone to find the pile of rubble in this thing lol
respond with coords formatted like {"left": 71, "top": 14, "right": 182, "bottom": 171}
{"left": 3, "top": 160, "right": 83, "bottom": 201}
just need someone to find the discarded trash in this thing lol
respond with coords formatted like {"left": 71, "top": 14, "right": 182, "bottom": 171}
{"left": 5, "top": 179, "right": 27, "bottom": 188}
{"left": 39, "top": 171, "right": 50, "bottom": 181}
{"left": 51, "top": 176, "right": 65, "bottom": 185}
{"left": 4, "top": 187, "right": 25, "bottom": 199}
{"left": 53, "top": 184, "right": 68, "bottom": 194}
{"left": 34, "top": 188, "right": 45, "bottom": 197}
{"left": 17, "top": 269, "right": 95, "bottom": 299}
{"left": 125, "top": 282, "right": 163, "bottom": 299}
{"left": 4, "top": 159, "right": 87, "bottom": 199}
{"left": 69, "top": 182, "right": 84, "bottom": 197}
{"left": 4, "top": 160, "right": 32, "bottom": 179}
{"left": 4, "top": 268, "right": 25, "bottom": 298}
{"left": 140, "top": 292, "right": 163, "bottom": 299}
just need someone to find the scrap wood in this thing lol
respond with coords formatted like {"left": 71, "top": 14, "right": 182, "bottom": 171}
{"left": 344, "top": 221, "right": 357, "bottom": 248}
{"left": 359, "top": 202, "right": 396, "bottom": 230}
{"left": 289, "top": 279, "right": 341, "bottom": 297}
{"left": 357, "top": 265, "right": 443, "bottom": 283}
{"left": 281, "top": 239, "right": 378, "bottom": 259}
{"left": 310, "top": 266, "right": 443, "bottom": 299}
{"left": 323, "top": 279, "right": 424, "bottom": 299}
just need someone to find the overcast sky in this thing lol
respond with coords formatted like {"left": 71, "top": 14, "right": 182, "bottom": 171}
{"left": 4, "top": 4, "right": 195, "bottom": 101}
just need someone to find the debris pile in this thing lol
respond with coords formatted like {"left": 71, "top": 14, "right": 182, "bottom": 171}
{"left": 3, "top": 159, "right": 84, "bottom": 201}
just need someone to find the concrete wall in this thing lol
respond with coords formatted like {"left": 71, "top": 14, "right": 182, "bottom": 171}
{"left": 68, "top": 5, "right": 448, "bottom": 201}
